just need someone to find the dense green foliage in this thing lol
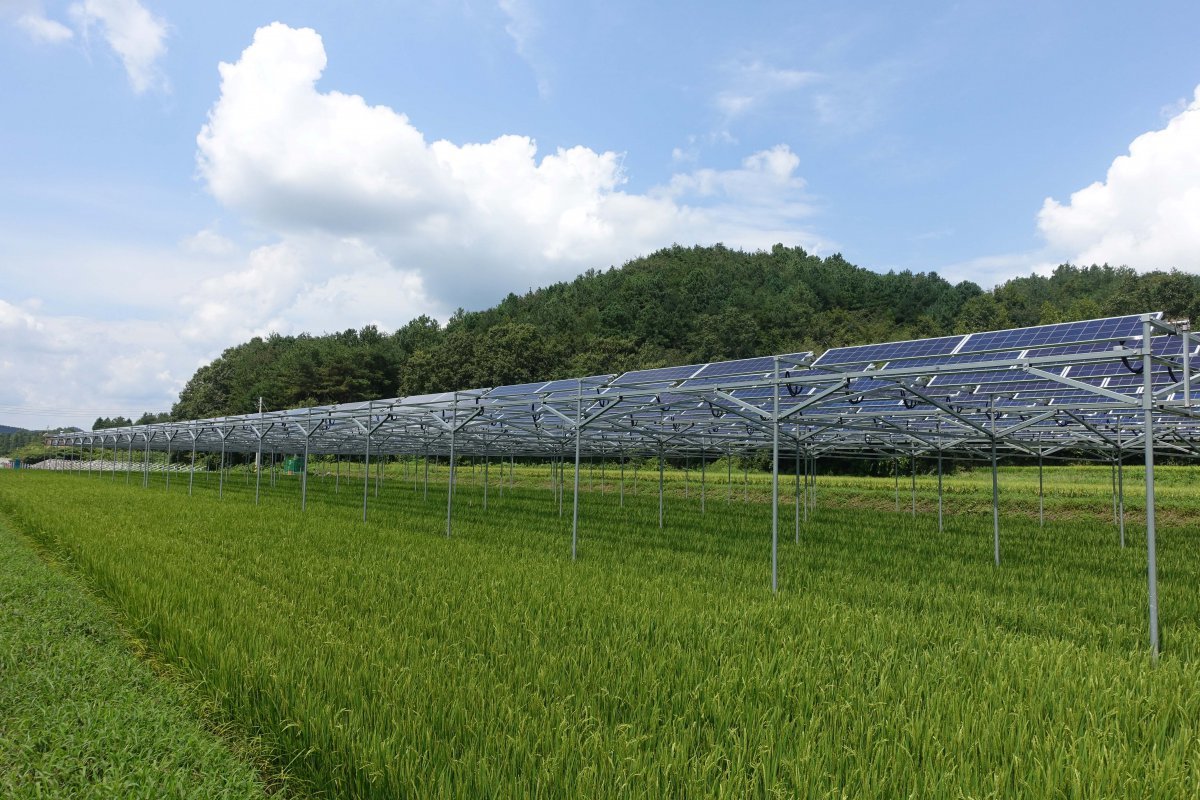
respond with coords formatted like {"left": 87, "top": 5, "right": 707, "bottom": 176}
{"left": 0, "top": 426, "right": 81, "bottom": 459}
{"left": 171, "top": 245, "right": 1200, "bottom": 420}
{"left": 2, "top": 466, "right": 1198, "bottom": 797}
{"left": 0, "top": 516, "right": 273, "bottom": 799}
{"left": 92, "top": 416, "right": 134, "bottom": 429}
{"left": 0, "top": 428, "right": 39, "bottom": 457}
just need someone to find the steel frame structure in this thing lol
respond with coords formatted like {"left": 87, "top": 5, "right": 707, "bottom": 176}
{"left": 48, "top": 312, "right": 1198, "bottom": 656}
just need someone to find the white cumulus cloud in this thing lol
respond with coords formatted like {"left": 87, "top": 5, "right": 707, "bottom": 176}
{"left": 69, "top": 0, "right": 168, "bottom": 93}
{"left": 196, "top": 23, "right": 829, "bottom": 308}
{"left": 1038, "top": 85, "right": 1200, "bottom": 271}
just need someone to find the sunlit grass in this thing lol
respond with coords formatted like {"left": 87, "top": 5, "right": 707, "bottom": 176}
{"left": 1, "top": 461, "right": 1198, "bottom": 798}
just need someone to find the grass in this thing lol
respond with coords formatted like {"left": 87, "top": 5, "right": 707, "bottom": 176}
{"left": 1, "top": 461, "right": 1198, "bottom": 797}
{"left": 0, "top": 514, "right": 276, "bottom": 799}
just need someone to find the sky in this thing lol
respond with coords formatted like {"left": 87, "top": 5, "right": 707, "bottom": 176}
{"left": 2, "top": 1, "right": 1200, "bottom": 429}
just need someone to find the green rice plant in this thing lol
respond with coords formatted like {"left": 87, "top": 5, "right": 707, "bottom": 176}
{"left": 1, "top": 464, "right": 1198, "bottom": 798}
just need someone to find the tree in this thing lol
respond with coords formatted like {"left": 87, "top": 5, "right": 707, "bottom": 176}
{"left": 954, "top": 293, "right": 1010, "bottom": 334}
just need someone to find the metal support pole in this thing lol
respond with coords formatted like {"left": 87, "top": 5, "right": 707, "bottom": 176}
{"left": 894, "top": 457, "right": 899, "bottom": 512}
{"left": 362, "top": 433, "right": 371, "bottom": 524}
{"left": 165, "top": 437, "right": 173, "bottom": 491}
{"left": 255, "top": 434, "right": 263, "bottom": 506}
{"left": 619, "top": 452, "right": 625, "bottom": 508}
{"left": 1117, "top": 427, "right": 1125, "bottom": 548}
{"left": 771, "top": 357, "right": 780, "bottom": 593}
{"left": 423, "top": 450, "right": 429, "bottom": 501}
{"left": 936, "top": 448, "right": 943, "bottom": 534}
{"left": 446, "top": 399, "right": 456, "bottom": 537}
{"left": 658, "top": 446, "right": 665, "bottom": 529}
{"left": 127, "top": 436, "right": 133, "bottom": 485}
{"left": 1142, "top": 325, "right": 1160, "bottom": 658}
{"left": 727, "top": 449, "right": 732, "bottom": 503}
{"left": 812, "top": 455, "right": 818, "bottom": 511}
{"left": 1185, "top": 326, "right": 1192, "bottom": 408}
{"left": 802, "top": 449, "right": 809, "bottom": 524}
{"left": 701, "top": 447, "right": 707, "bottom": 515}
{"left": 189, "top": 436, "right": 196, "bottom": 496}
{"left": 142, "top": 435, "right": 150, "bottom": 488}
{"left": 301, "top": 439, "right": 310, "bottom": 511}
{"left": 911, "top": 452, "right": 916, "bottom": 518}
{"left": 990, "top": 399, "right": 1000, "bottom": 567}
{"left": 794, "top": 445, "right": 800, "bottom": 544}
{"left": 218, "top": 437, "right": 226, "bottom": 499}
{"left": 1111, "top": 458, "right": 1118, "bottom": 525}
{"left": 483, "top": 448, "right": 489, "bottom": 511}
{"left": 335, "top": 456, "right": 341, "bottom": 494}
{"left": 1038, "top": 450, "right": 1044, "bottom": 529}
{"left": 743, "top": 458, "right": 748, "bottom": 503}
{"left": 572, "top": 380, "right": 582, "bottom": 561}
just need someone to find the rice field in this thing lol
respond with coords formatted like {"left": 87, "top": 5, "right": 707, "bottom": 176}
{"left": 1, "top": 461, "right": 1198, "bottom": 798}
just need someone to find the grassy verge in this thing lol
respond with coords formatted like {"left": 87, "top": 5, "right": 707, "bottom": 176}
{"left": 0, "top": 515, "right": 281, "bottom": 799}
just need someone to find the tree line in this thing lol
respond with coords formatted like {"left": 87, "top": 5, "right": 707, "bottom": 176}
{"left": 165, "top": 244, "right": 1199, "bottom": 419}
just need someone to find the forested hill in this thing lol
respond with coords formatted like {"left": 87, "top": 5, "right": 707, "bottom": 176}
{"left": 172, "top": 244, "right": 1200, "bottom": 420}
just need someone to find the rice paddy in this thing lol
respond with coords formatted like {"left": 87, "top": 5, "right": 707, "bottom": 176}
{"left": 1, "top": 460, "right": 1198, "bottom": 798}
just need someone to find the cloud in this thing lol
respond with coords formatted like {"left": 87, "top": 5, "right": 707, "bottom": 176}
{"left": 0, "top": 232, "right": 440, "bottom": 429}
{"left": 497, "top": 0, "right": 550, "bottom": 97}
{"left": 197, "top": 23, "right": 829, "bottom": 308}
{"left": 714, "top": 60, "right": 821, "bottom": 121}
{"left": 1038, "top": 85, "right": 1200, "bottom": 271}
{"left": 0, "top": 297, "right": 187, "bottom": 428}
{"left": 69, "top": 0, "right": 168, "bottom": 93}
{"left": 181, "top": 227, "right": 237, "bottom": 257}
{"left": 177, "top": 237, "right": 438, "bottom": 347}
{"left": 937, "top": 251, "right": 1056, "bottom": 289}
{"left": 15, "top": 10, "right": 73, "bottom": 42}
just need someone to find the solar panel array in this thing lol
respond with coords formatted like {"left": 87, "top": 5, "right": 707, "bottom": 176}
{"left": 52, "top": 311, "right": 1200, "bottom": 461}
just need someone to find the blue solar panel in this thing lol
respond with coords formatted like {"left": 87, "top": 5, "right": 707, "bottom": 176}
{"left": 486, "top": 381, "right": 551, "bottom": 398}
{"left": 693, "top": 356, "right": 775, "bottom": 378}
{"left": 1069, "top": 361, "right": 1137, "bottom": 379}
{"left": 814, "top": 335, "right": 964, "bottom": 368}
{"left": 958, "top": 314, "right": 1154, "bottom": 355}
{"left": 612, "top": 364, "right": 706, "bottom": 386}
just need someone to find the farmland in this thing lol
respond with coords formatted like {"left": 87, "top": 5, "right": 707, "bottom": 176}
{"left": 1, "top": 463, "right": 1199, "bottom": 798}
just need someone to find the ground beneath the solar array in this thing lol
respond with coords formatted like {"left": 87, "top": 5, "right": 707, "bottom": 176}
{"left": 1, "top": 465, "right": 1198, "bottom": 799}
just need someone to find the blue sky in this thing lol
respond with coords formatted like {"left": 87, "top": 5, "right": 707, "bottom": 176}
{"left": 2, "top": 0, "right": 1200, "bottom": 428}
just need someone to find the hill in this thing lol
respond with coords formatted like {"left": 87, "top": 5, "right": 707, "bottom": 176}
{"left": 0, "top": 426, "right": 41, "bottom": 457}
{"left": 172, "top": 244, "right": 1200, "bottom": 419}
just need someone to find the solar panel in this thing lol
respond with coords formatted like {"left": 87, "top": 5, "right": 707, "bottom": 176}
{"left": 814, "top": 335, "right": 964, "bottom": 369}
{"left": 957, "top": 314, "right": 1154, "bottom": 355}
{"left": 486, "top": 381, "right": 552, "bottom": 398}
{"left": 691, "top": 356, "right": 774, "bottom": 379}
{"left": 611, "top": 364, "right": 706, "bottom": 386}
